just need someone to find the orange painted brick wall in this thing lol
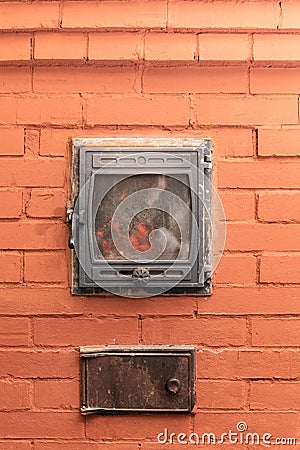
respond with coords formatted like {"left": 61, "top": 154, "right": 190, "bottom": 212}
{"left": 0, "top": 0, "right": 300, "bottom": 448}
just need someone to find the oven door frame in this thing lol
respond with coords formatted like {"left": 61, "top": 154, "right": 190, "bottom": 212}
{"left": 70, "top": 138, "right": 212, "bottom": 296}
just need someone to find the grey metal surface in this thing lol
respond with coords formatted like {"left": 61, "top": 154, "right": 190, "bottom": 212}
{"left": 69, "top": 139, "right": 212, "bottom": 296}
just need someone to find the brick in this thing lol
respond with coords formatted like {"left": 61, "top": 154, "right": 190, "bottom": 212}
{"left": 24, "top": 129, "right": 40, "bottom": 156}
{"left": 254, "top": 34, "right": 300, "bottom": 60}
{"left": 40, "top": 127, "right": 228, "bottom": 157}
{"left": 35, "top": 32, "right": 86, "bottom": 60}
{"left": 260, "top": 254, "right": 300, "bottom": 283}
{"left": 86, "top": 415, "right": 192, "bottom": 440}
{"left": 0, "top": 222, "right": 67, "bottom": 250}
{"left": 0, "top": 127, "right": 24, "bottom": 155}
{"left": 0, "top": 67, "right": 31, "bottom": 93}
{"left": 0, "top": 381, "right": 30, "bottom": 410}
{"left": 258, "top": 191, "right": 300, "bottom": 222}
{"left": 0, "top": 252, "right": 22, "bottom": 283}
{"left": 0, "top": 349, "right": 78, "bottom": 378}
{"left": 251, "top": 68, "right": 300, "bottom": 94}
{"left": 199, "top": 33, "right": 251, "bottom": 61}
{"left": 143, "top": 445, "right": 246, "bottom": 450}
{"left": 0, "top": 288, "right": 194, "bottom": 319}
{"left": 33, "top": 317, "right": 139, "bottom": 346}
{"left": 258, "top": 128, "right": 300, "bottom": 156}
{"left": 197, "top": 349, "right": 300, "bottom": 379}
{"left": 40, "top": 127, "right": 133, "bottom": 156}
{"left": 0, "top": 287, "right": 84, "bottom": 316}
{"left": 218, "top": 160, "right": 300, "bottom": 188}
{"left": 168, "top": 1, "right": 280, "bottom": 29}
{"left": 226, "top": 223, "right": 300, "bottom": 251}
{"left": 145, "top": 33, "right": 197, "bottom": 61}
{"left": 34, "top": 380, "right": 79, "bottom": 409}
{"left": 24, "top": 252, "right": 67, "bottom": 283}
{"left": 40, "top": 129, "right": 70, "bottom": 156}
{"left": 35, "top": 443, "right": 98, "bottom": 450}
{"left": 63, "top": 1, "right": 167, "bottom": 28}
{"left": 197, "top": 380, "right": 247, "bottom": 410}
{"left": 252, "top": 318, "right": 300, "bottom": 346}
{"left": 0, "top": 189, "right": 22, "bottom": 218}
{"left": 198, "top": 287, "right": 300, "bottom": 315}
{"left": 194, "top": 412, "right": 297, "bottom": 438}
{"left": 84, "top": 95, "right": 190, "bottom": 126}
{"left": 0, "top": 318, "right": 29, "bottom": 346}
{"left": 0, "top": 412, "right": 84, "bottom": 438}
{"left": 281, "top": 1, "right": 300, "bottom": 28}
{"left": 89, "top": 32, "right": 143, "bottom": 60}
{"left": 0, "top": 34, "right": 31, "bottom": 61}
{"left": 143, "top": 67, "right": 248, "bottom": 94}
{"left": 27, "top": 189, "right": 65, "bottom": 219}
{"left": 0, "top": 442, "right": 31, "bottom": 450}
{"left": 0, "top": 159, "right": 65, "bottom": 187}
{"left": 250, "top": 381, "right": 300, "bottom": 410}
{"left": 0, "top": 2, "right": 59, "bottom": 29}
{"left": 194, "top": 95, "right": 298, "bottom": 126}
{"left": 0, "top": 95, "right": 82, "bottom": 126}
{"left": 216, "top": 254, "right": 257, "bottom": 284}
{"left": 34, "top": 66, "right": 137, "bottom": 94}
{"left": 142, "top": 317, "right": 247, "bottom": 346}
{"left": 219, "top": 191, "right": 255, "bottom": 221}
{"left": 36, "top": 443, "right": 134, "bottom": 450}
{"left": 85, "top": 293, "right": 197, "bottom": 317}
{"left": 209, "top": 127, "right": 254, "bottom": 157}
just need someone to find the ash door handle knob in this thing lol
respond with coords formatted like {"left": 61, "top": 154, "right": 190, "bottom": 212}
{"left": 165, "top": 378, "right": 181, "bottom": 394}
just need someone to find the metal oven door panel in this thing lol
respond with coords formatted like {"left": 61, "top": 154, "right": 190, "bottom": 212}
{"left": 81, "top": 346, "right": 196, "bottom": 414}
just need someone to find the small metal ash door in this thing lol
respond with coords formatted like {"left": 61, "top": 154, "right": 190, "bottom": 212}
{"left": 80, "top": 346, "right": 196, "bottom": 414}
{"left": 69, "top": 138, "right": 212, "bottom": 297}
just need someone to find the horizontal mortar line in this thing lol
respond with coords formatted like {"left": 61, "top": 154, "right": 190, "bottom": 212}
{"left": 139, "top": 313, "right": 300, "bottom": 318}
{"left": 196, "top": 407, "right": 300, "bottom": 412}
{"left": 25, "top": 407, "right": 80, "bottom": 412}
{"left": 196, "top": 346, "right": 300, "bottom": 351}
{"left": 22, "top": 283, "right": 70, "bottom": 288}
{"left": 196, "top": 377, "right": 300, "bottom": 381}
{"left": 216, "top": 187, "right": 300, "bottom": 191}
{"left": 222, "top": 249, "right": 300, "bottom": 253}
{"left": 223, "top": 218, "right": 300, "bottom": 222}
{"left": 3, "top": 27, "right": 300, "bottom": 33}
{"left": 30, "top": 440, "right": 139, "bottom": 443}
{"left": 5, "top": 60, "right": 300, "bottom": 68}
{"left": 219, "top": 188, "right": 300, "bottom": 192}
{"left": 0, "top": 316, "right": 85, "bottom": 321}
{"left": 32, "top": 314, "right": 143, "bottom": 319}
{"left": 0, "top": 313, "right": 87, "bottom": 318}
{"left": 27, "top": 345, "right": 285, "bottom": 350}
{"left": 5, "top": 92, "right": 296, "bottom": 98}
{"left": 0, "top": 349, "right": 79, "bottom": 354}
{"left": 0, "top": 124, "right": 268, "bottom": 129}
{"left": 196, "top": 377, "right": 300, "bottom": 380}
{"left": 224, "top": 223, "right": 300, "bottom": 227}
{"left": 195, "top": 314, "right": 300, "bottom": 318}
{"left": 0, "top": 284, "right": 71, "bottom": 289}
{"left": 219, "top": 155, "right": 300, "bottom": 160}
{"left": 0, "top": 219, "right": 66, "bottom": 224}
{"left": 216, "top": 282, "right": 300, "bottom": 287}
{"left": 257, "top": 282, "right": 300, "bottom": 286}
{"left": 0, "top": 60, "right": 252, "bottom": 68}
{"left": 0, "top": 284, "right": 70, "bottom": 288}
{"left": 0, "top": 377, "right": 79, "bottom": 381}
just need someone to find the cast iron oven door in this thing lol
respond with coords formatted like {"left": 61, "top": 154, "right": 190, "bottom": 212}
{"left": 69, "top": 138, "right": 212, "bottom": 297}
{"left": 80, "top": 346, "right": 196, "bottom": 414}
